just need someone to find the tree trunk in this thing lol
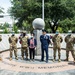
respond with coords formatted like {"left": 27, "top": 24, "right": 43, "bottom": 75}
{"left": 48, "top": 21, "right": 58, "bottom": 33}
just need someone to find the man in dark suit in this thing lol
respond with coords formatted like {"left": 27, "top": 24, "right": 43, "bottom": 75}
{"left": 40, "top": 30, "right": 51, "bottom": 63}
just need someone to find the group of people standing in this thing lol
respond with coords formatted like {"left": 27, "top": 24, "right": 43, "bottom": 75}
{"left": 0, "top": 30, "right": 75, "bottom": 64}
{"left": 40, "top": 30, "right": 75, "bottom": 63}
{"left": 40, "top": 30, "right": 63, "bottom": 63}
{"left": 9, "top": 32, "right": 37, "bottom": 61}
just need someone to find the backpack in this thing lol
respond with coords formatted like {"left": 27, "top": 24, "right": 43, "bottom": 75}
{"left": 21, "top": 36, "right": 28, "bottom": 47}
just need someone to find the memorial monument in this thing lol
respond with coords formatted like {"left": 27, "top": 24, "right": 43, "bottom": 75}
{"left": 32, "top": 18, "right": 45, "bottom": 55}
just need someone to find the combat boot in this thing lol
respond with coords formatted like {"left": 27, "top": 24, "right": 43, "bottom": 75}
{"left": 53, "top": 57, "right": 56, "bottom": 62}
{"left": 64, "top": 58, "right": 69, "bottom": 61}
{"left": 9, "top": 58, "right": 12, "bottom": 61}
{"left": 0, "top": 57, "right": 2, "bottom": 61}
{"left": 74, "top": 58, "right": 75, "bottom": 64}
{"left": 58, "top": 59, "right": 61, "bottom": 62}
{"left": 15, "top": 57, "right": 18, "bottom": 60}
{"left": 30, "top": 59, "right": 32, "bottom": 62}
{"left": 32, "top": 59, "right": 35, "bottom": 62}
{"left": 53, "top": 59, "right": 55, "bottom": 62}
{"left": 21, "top": 57, "right": 24, "bottom": 60}
{"left": 26, "top": 57, "right": 28, "bottom": 60}
{"left": 58, "top": 56, "right": 61, "bottom": 62}
{"left": 74, "top": 61, "right": 75, "bottom": 64}
{"left": 64, "top": 55, "right": 69, "bottom": 61}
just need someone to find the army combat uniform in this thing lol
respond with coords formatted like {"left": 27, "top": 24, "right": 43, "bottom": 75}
{"left": 65, "top": 34, "right": 75, "bottom": 62}
{"left": 0, "top": 35, "right": 2, "bottom": 41}
{"left": 9, "top": 35, "right": 18, "bottom": 61}
{"left": 21, "top": 36, "right": 28, "bottom": 60}
{"left": 52, "top": 34, "right": 63, "bottom": 62}
{"left": 0, "top": 35, "right": 2, "bottom": 61}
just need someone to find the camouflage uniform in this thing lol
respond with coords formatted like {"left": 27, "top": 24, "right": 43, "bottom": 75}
{"left": 21, "top": 36, "right": 28, "bottom": 60}
{"left": 52, "top": 34, "right": 63, "bottom": 62}
{"left": 0, "top": 35, "right": 2, "bottom": 42}
{"left": 0, "top": 35, "right": 2, "bottom": 61}
{"left": 9, "top": 35, "right": 18, "bottom": 60}
{"left": 65, "top": 34, "right": 75, "bottom": 62}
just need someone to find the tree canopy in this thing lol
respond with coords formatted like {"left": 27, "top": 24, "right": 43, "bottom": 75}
{"left": 0, "top": 7, "right": 4, "bottom": 13}
{"left": 9, "top": 0, "right": 75, "bottom": 33}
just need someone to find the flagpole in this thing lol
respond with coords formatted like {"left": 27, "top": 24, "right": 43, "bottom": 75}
{"left": 42, "top": 0, "right": 44, "bottom": 20}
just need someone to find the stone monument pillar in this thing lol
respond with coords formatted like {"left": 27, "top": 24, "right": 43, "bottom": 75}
{"left": 32, "top": 18, "right": 45, "bottom": 55}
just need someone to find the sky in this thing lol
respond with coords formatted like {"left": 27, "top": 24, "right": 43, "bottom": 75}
{"left": 0, "top": 0, "right": 12, "bottom": 24}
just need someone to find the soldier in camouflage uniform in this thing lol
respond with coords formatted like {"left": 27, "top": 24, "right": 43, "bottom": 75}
{"left": 9, "top": 33, "right": 18, "bottom": 61}
{"left": 64, "top": 30, "right": 75, "bottom": 63}
{"left": 0, "top": 35, "right": 2, "bottom": 41}
{"left": 21, "top": 32, "right": 28, "bottom": 60}
{"left": 52, "top": 31, "right": 63, "bottom": 62}
{"left": 0, "top": 35, "right": 2, "bottom": 61}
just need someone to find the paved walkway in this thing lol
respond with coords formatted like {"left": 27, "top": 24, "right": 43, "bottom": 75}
{"left": 0, "top": 49, "right": 75, "bottom": 75}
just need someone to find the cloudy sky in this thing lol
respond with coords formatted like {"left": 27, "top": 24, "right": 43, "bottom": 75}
{"left": 0, "top": 0, "right": 11, "bottom": 14}
{"left": 0, "top": 0, "right": 12, "bottom": 24}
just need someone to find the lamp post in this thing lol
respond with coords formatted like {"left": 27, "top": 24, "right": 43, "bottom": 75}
{"left": 42, "top": 0, "right": 44, "bottom": 20}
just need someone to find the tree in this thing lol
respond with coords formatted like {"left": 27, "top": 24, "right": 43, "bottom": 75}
{"left": 59, "top": 18, "right": 72, "bottom": 33}
{"left": 22, "top": 21, "right": 30, "bottom": 31}
{"left": 0, "top": 6, "right": 4, "bottom": 18}
{"left": 59, "top": 17, "right": 75, "bottom": 33}
{"left": 4, "top": 27, "right": 9, "bottom": 33}
{"left": 47, "top": 0, "right": 75, "bottom": 33}
{"left": 13, "top": 24, "right": 18, "bottom": 33}
{"left": 0, "top": 6, "right": 4, "bottom": 13}
{"left": 9, "top": 0, "right": 42, "bottom": 31}
{"left": 9, "top": 0, "right": 75, "bottom": 33}
{"left": 0, "top": 22, "right": 10, "bottom": 29}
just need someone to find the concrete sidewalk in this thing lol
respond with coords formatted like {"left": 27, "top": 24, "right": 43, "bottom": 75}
{"left": 0, "top": 49, "right": 75, "bottom": 75}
